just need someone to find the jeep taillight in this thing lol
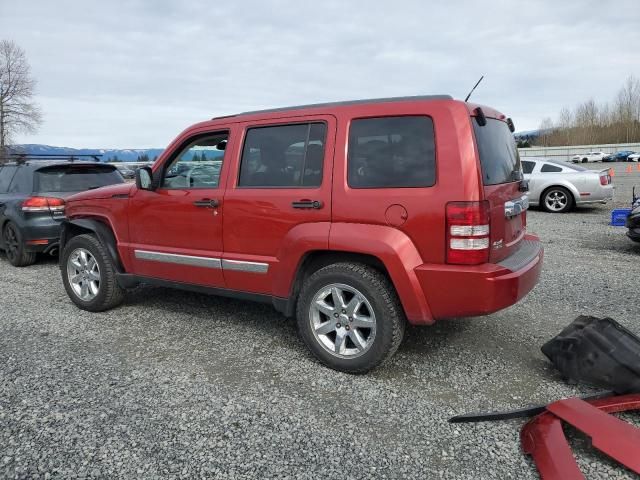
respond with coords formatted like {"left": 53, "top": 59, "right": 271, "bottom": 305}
{"left": 446, "top": 201, "right": 490, "bottom": 265}
{"left": 22, "top": 197, "right": 65, "bottom": 213}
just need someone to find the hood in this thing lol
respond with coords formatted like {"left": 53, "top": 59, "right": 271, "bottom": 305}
{"left": 67, "top": 183, "right": 134, "bottom": 203}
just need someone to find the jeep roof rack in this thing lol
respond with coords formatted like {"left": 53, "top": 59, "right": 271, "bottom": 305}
{"left": 212, "top": 95, "right": 453, "bottom": 120}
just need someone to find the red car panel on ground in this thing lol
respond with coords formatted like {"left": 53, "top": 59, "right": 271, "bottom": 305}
{"left": 522, "top": 394, "right": 640, "bottom": 479}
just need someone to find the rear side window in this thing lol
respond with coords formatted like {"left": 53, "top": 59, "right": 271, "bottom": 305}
{"left": 35, "top": 165, "right": 123, "bottom": 192}
{"left": 348, "top": 116, "right": 435, "bottom": 188}
{"left": 521, "top": 161, "right": 535, "bottom": 174}
{"left": 239, "top": 122, "right": 326, "bottom": 188}
{"left": 473, "top": 118, "right": 522, "bottom": 185}
{"left": 540, "top": 163, "right": 563, "bottom": 173}
{"left": 0, "top": 165, "right": 17, "bottom": 193}
{"left": 8, "top": 168, "right": 33, "bottom": 193}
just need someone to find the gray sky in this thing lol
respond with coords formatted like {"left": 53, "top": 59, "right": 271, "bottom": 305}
{"left": 2, "top": 0, "right": 639, "bottom": 148}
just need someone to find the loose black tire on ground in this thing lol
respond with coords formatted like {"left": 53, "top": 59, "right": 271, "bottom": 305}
{"left": 2, "top": 221, "right": 37, "bottom": 267}
{"left": 296, "top": 262, "right": 406, "bottom": 374}
{"left": 60, "top": 233, "right": 125, "bottom": 312}
{"left": 541, "top": 186, "right": 574, "bottom": 213}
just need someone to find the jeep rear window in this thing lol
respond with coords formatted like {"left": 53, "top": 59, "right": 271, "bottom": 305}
{"left": 347, "top": 116, "right": 435, "bottom": 188}
{"left": 34, "top": 165, "right": 124, "bottom": 192}
{"left": 473, "top": 118, "right": 522, "bottom": 185}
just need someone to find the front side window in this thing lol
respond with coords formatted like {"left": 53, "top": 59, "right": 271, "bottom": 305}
{"left": 239, "top": 122, "right": 326, "bottom": 188}
{"left": 347, "top": 116, "right": 436, "bottom": 188}
{"left": 162, "top": 133, "right": 227, "bottom": 189}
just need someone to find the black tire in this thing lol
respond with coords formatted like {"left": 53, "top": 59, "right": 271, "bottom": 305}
{"left": 2, "top": 221, "right": 36, "bottom": 267}
{"left": 582, "top": 158, "right": 588, "bottom": 163}
{"left": 541, "top": 186, "right": 574, "bottom": 213}
{"left": 60, "top": 233, "right": 125, "bottom": 312}
{"left": 296, "top": 262, "right": 405, "bottom": 374}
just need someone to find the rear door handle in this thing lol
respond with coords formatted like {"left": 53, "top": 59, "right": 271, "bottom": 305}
{"left": 193, "top": 198, "right": 220, "bottom": 208}
{"left": 292, "top": 200, "right": 323, "bottom": 209}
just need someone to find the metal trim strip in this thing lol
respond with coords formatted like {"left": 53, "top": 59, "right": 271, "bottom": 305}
{"left": 221, "top": 259, "right": 269, "bottom": 273}
{"left": 134, "top": 250, "right": 222, "bottom": 269}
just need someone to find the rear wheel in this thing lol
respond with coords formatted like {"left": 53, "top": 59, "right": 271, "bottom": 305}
{"left": 296, "top": 262, "right": 405, "bottom": 373}
{"left": 542, "top": 186, "right": 573, "bottom": 213}
{"left": 2, "top": 222, "right": 36, "bottom": 267}
{"left": 61, "top": 234, "right": 125, "bottom": 311}
{"left": 582, "top": 158, "right": 588, "bottom": 163}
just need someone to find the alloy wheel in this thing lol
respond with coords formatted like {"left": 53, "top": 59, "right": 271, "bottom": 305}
{"left": 309, "top": 283, "right": 377, "bottom": 358}
{"left": 545, "top": 190, "right": 568, "bottom": 212}
{"left": 3, "top": 224, "right": 20, "bottom": 262}
{"left": 67, "top": 248, "right": 101, "bottom": 301}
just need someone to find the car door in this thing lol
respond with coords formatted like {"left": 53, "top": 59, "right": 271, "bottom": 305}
{"left": 222, "top": 115, "right": 336, "bottom": 294}
{"left": 127, "top": 128, "right": 232, "bottom": 287}
{"left": 522, "top": 160, "right": 542, "bottom": 202}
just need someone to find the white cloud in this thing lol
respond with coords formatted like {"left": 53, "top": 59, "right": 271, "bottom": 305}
{"left": 1, "top": 0, "right": 639, "bottom": 147}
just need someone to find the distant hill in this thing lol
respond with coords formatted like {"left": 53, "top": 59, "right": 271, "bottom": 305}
{"left": 514, "top": 129, "right": 542, "bottom": 141}
{"left": 11, "top": 144, "right": 165, "bottom": 162}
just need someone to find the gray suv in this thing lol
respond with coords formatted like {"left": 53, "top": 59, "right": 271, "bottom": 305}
{"left": 0, "top": 160, "right": 124, "bottom": 266}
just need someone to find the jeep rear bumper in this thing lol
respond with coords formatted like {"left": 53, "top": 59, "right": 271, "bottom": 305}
{"left": 414, "top": 235, "right": 543, "bottom": 321}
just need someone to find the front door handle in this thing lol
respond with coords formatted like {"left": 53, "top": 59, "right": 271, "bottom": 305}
{"left": 193, "top": 198, "right": 220, "bottom": 208}
{"left": 292, "top": 200, "right": 323, "bottom": 209}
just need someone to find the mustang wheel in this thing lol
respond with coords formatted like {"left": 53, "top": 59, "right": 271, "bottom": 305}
{"left": 542, "top": 186, "right": 573, "bottom": 213}
{"left": 2, "top": 222, "right": 36, "bottom": 267}
{"left": 297, "top": 262, "right": 405, "bottom": 373}
{"left": 61, "top": 234, "right": 124, "bottom": 311}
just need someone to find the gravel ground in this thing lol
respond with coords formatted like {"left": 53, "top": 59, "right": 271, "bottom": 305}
{"left": 1, "top": 163, "right": 639, "bottom": 479}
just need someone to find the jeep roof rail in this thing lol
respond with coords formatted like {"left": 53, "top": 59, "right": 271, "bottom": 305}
{"left": 212, "top": 95, "right": 454, "bottom": 120}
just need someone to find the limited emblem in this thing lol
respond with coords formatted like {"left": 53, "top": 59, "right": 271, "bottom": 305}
{"left": 492, "top": 239, "right": 504, "bottom": 250}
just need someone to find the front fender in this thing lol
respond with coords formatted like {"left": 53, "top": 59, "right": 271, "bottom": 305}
{"left": 329, "top": 223, "right": 433, "bottom": 324}
{"left": 60, "top": 218, "right": 124, "bottom": 272}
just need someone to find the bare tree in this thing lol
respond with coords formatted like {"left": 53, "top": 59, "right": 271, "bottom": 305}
{"left": 0, "top": 40, "right": 42, "bottom": 163}
{"left": 533, "top": 76, "right": 640, "bottom": 147}
{"left": 537, "top": 117, "right": 554, "bottom": 147}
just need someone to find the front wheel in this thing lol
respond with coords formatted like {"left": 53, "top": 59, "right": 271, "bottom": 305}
{"left": 296, "top": 262, "right": 405, "bottom": 373}
{"left": 542, "top": 186, "right": 573, "bottom": 213}
{"left": 60, "top": 234, "right": 125, "bottom": 311}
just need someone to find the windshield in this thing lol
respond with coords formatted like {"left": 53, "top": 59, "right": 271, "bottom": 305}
{"left": 35, "top": 165, "right": 124, "bottom": 192}
{"left": 473, "top": 118, "right": 522, "bottom": 185}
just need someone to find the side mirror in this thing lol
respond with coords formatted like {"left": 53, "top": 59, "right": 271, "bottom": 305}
{"left": 136, "top": 166, "right": 155, "bottom": 191}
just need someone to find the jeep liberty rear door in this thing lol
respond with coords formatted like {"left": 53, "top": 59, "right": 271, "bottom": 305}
{"left": 221, "top": 115, "right": 336, "bottom": 295}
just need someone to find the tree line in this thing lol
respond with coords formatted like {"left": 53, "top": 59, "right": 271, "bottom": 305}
{"left": 535, "top": 76, "right": 640, "bottom": 147}
{"left": 108, "top": 154, "right": 158, "bottom": 163}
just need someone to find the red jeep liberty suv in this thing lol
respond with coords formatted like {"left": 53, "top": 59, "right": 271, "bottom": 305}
{"left": 59, "top": 95, "right": 543, "bottom": 373}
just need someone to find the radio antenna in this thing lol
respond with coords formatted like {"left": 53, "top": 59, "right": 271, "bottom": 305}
{"left": 464, "top": 75, "right": 484, "bottom": 102}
